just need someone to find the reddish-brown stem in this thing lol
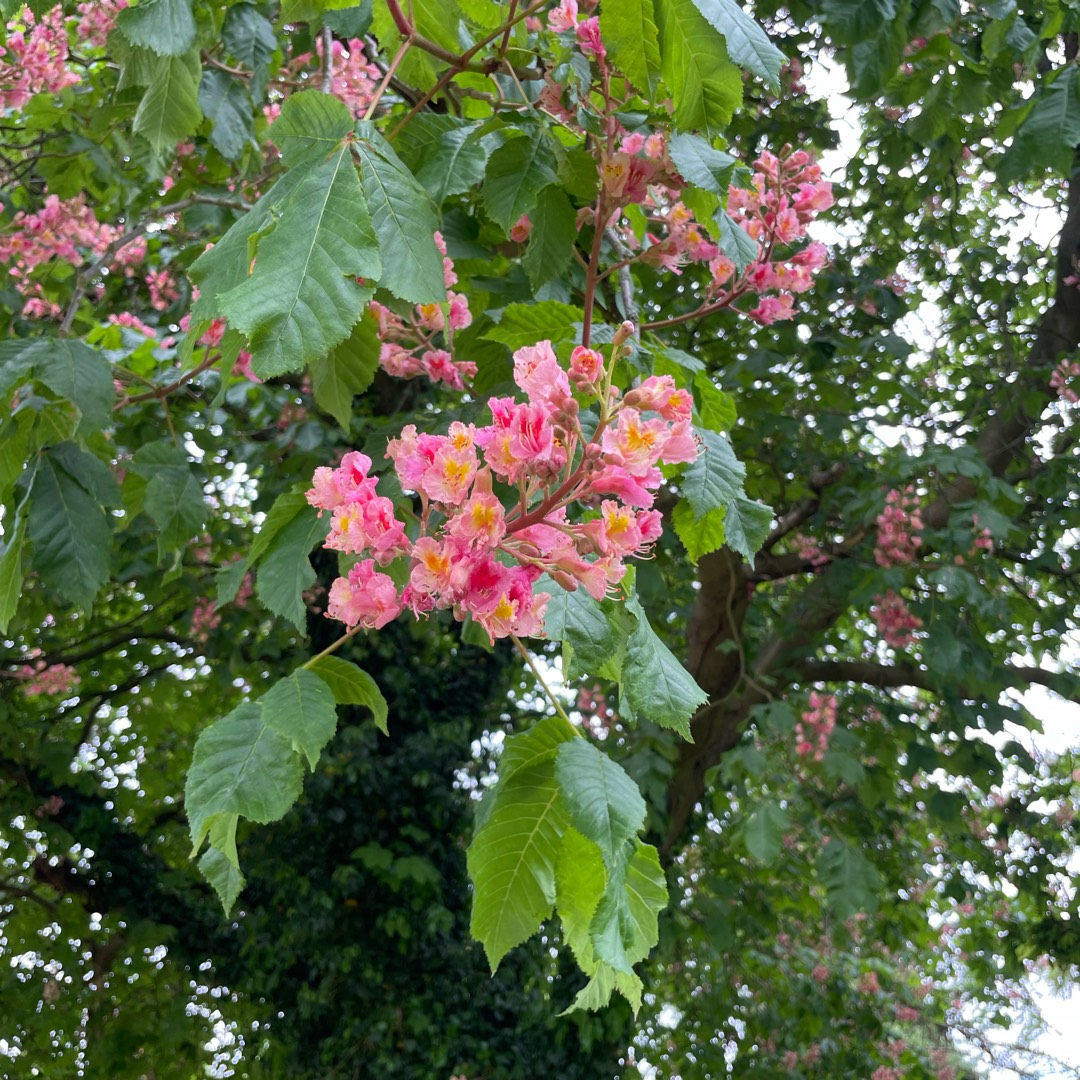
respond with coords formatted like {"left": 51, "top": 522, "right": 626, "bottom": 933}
{"left": 116, "top": 351, "right": 220, "bottom": 408}
{"left": 642, "top": 284, "right": 751, "bottom": 331}
{"left": 384, "top": 0, "right": 413, "bottom": 36}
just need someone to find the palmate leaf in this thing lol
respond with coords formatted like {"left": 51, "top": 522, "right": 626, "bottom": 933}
{"left": 998, "top": 67, "right": 1080, "bottom": 182}
{"left": 671, "top": 499, "right": 726, "bottom": 563}
{"left": 254, "top": 503, "right": 331, "bottom": 631}
{"left": 308, "top": 310, "right": 380, "bottom": 430}
{"left": 221, "top": 2, "right": 276, "bottom": 95}
{"left": 621, "top": 595, "right": 708, "bottom": 738}
{"left": 260, "top": 669, "right": 338, "bottom": 770}
{"left": 355, "top": 122, "right": 447, "bottom": 304}
{"left": 555, "top": 739, "right": 646, "bottom": 866}
{"left": 589, "top": 839, "right": 667, "bottom": 976}
{"left": 467, "top": 756, "right": 569, "bottom": 972}
{"left": 817, "top": 837, "right": 882, "bottom": 919}
{"left": 600, "top": 0, "right": 662, "bottom": 96}
{"left": 688, "top": 0, "right": 786, "bottom": 90}
{"left": 0, "top": 338, "right": 114, "bottom": 435}
{"left": 186, "top": 702, "right": 303, "bottom": 856}
{"left": 133, "top": 51, "right": 203, "bottom": 152}
{"left": 668, "top": 133, "right": 740, "bottom": 194}
{"left": 198, "top": 69, "right": 255, "bottom": 161}
{"left": 270, "top": 89, "right": 354, "bottom": 168}
{"left": 130, "top": 440, "right": 207, "bottom": 560}
{"left": 305, "top": 654, "right": 389, "bottom": 734}
{"left": 678, "top": 428, "right": 773, "bottom": 560}
{"left": 482, "top": 126, "right": 560, "bottom": 233}
{"left": 0, "top": 515, "right": 28, "bottom": 634}
{"left": 485, "top": 301, "right": 584, "bottom": 351}
{"left": 116, "top": 0, "right": 196, "bottom": 56}
{"left": 392, "top": 115, "right": 492, "bottom": 205}
{"left": 27, "top": 444, "right": 116, "bottom": 609}
{"left": 542, "top": 582, "right": 635, "bottom": 681}
{"left": 656, "top": 0, "right": 743, "bottom": 137}
{"left": 523, "top": 185, "right": 577, "bottom": 290}
{"left": 219, "top": 143, "right": 380, "bottom": 378}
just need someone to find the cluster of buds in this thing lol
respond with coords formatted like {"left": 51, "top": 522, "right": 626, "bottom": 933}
{"left": 18, "top": 658, "right": 79, "bottom": 697}
{"left": 372, "top": 233, "right": 475, "bottom": 389}
{"left": 0, "top": 5, "right": 78, "bottom": 110}
{"left": 871, "top": 590, "right": 922, "bottom": 649}
{"left": 796, "top": 690, "right": 837, "bottom": 760}
{"left": 874, "top": 487, "right": 923, "bottom": 567}
{"left": 190, "top": 598, "right": 222, "bottom": 643}
{"left": 307, "top": 325, "right": 698, "bottom": 642}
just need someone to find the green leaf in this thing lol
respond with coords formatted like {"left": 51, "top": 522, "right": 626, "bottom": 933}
{"left": 485, "top": 301, "right": 584, "bottom": 351}
{"left": 133, "top": 51, "right": 203, "bottom": 152}
{"left": 543, "top": 583, "right": 634, "bottom": 681}
{"left": 621, "top": 595, "right": 708, "bottom": 738}
{"left": 999, "top": 68, "right": 1080, "bottom": 181}
{"left": 198, "top": 845, "right": 246, "bottom": 916}
{"left": 131, "top": 441, "right": 206, "bottom": 559}
{"left": 198, "top": 69, "right": 255, "bottom": 161}
{"left": 0, "top": 338, "right": 114, "bottom": 435}
{"left": 355, "top": 123, "right": 447, "bottom": 304}
{"left": 694, "top": 370, "right": 737, "bottom": 432}
{"left": 482, "top": 127, "right": 560, "bottom": 233}
{"left": 309, "top": 310, "right": 380, "bottom": 430}
{"left": 27, "top": 446, "right": 113, "bottom": 609}
{"left": 724, "top": 495, "right": 773, "bottom": 562}
{"left": 716, "top": 209, "right": 758, "bottom": 271}
{"left": 678, "top": 429, "right": 770, "bottom": 560}
{"left": 260, "top": 669, "right": 338, "bottom": 770}
{"left": 0, "top": 516, "right": 27, "bottom": 634}
{"left": 392, "top": 115, "right": 491, "bottom": 204}
{"left": 680, "top": 426, "right": 746, "bottom": 518}
{"left": 117, "top": 0, "right": 196, "bottom": 56}
{"left": 219, "top": 144, "right": 379, "bottom": 378}
{"left": 668, "top": 132, "right": 740, "bottom": 193}
{"left": 306, "top": 654, "right": 389, "bottom": 734}
{"left": 186, "top": 701, "right": 303, "bottom": 855}
{"left": 248, "top": 491, "right": 309, "bottom": 564}
{"left": 467, "top": 756, "right": 568, "bottom": 972}
{"left": 687, "top": 0, "right": 785, "bottom": 89}
{"left": 269, "top": 90, "right": 354, "bottom": 168}
{"left": 671, "top": 499, "right": 726, "bottom": 563}
{"left": 555, "top": 740, "right": 646, "bottom": 866}
{"left": 523, "top": 186, "right": 578, "bottom": 290}
{"left": 817, "top": 837, "right": 882, "bottom": 919}
{"left": 188, "top": 169, "right": 311, "bottom": 324}
{"left": 255, "top": 503, "right": 331, "bottom": 631}
{"left": 589, "top": 839, "right": 667, "bottom": 975}
{"left": 555, "top": 826, "right": 607, "bottom": 969}
{"left": 600, "top": 0, "right": 662, "bottom": 96}
{"left": 222, "top": 2, "right": 277, "bottom": 94}
{"left": 744, "top": 799, "right": 789, "bottom": 864}
{"left": 656, "top": 0, "right": 743, "bottom": 137}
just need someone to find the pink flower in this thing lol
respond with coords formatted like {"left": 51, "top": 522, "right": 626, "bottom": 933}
{"left": 513, "top": 340, "right": 571, "bottom": 407}
{"left": 575, "top": 16, "right": 605, "bottom": 58}
{"left": 328, "top": 560, "right": 403, "bottom": 629}
{"left": 509, "top": 215, "right": 533, "bottom": 242}
{"left": 547, "top": 0, "right": 577, "bottom": 33}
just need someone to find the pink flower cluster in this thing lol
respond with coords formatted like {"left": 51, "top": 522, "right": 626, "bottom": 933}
{"left": 313, "top": 35, "right": 382, "bottom": 118}
{"left": 723, "top": 148, "right": 833, "bottom": 323}
{"left": 791, "top": 531, "right": 831, "bottom": 570}
{"left": 1050, "top": 358, "right": 1080, "bottom": 403}
{"left": 18, "top": 659, "right": 79, "bottom": 697}
{"left": 372, "top": 233, "right": 475, "bottom": 389}
{"left": 146, "top": 268, "right": 179, "bottom": 311}
{"left": 547, "top": 0, "right": 604, "bottom": 58}
{"left": 874, "top": 486, "right": 922, "bottom": 567}
{"left": 796, "top": 690, "right": 836, "bottom": 760}
{"left": 871, "top": 590, "right": 922, "bottom": 648}
{"left": 2, "top": 195, "right": 117, "bottom": 290}
{"left": 75, "top": 0, "right": 126, "bottom": 49}
{"left": 595, "top": 142, "right": 831, "bottom": 325}
{"left": 190, "top": 598, "right": 221, "bottom": 642}
{"left": 307, "top": 332, "right": 698, "bottom": 641}
{"left": 0, "top": 6, "right": 79, "bottom": 110}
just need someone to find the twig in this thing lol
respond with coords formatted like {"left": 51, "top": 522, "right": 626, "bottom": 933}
{"left": 510, "top": 634, "right": 579, "bottom": 729}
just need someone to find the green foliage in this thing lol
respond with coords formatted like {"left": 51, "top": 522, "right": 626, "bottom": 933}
{"left": 3, "top": 1, "right": 1080, "bottom": 1076}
